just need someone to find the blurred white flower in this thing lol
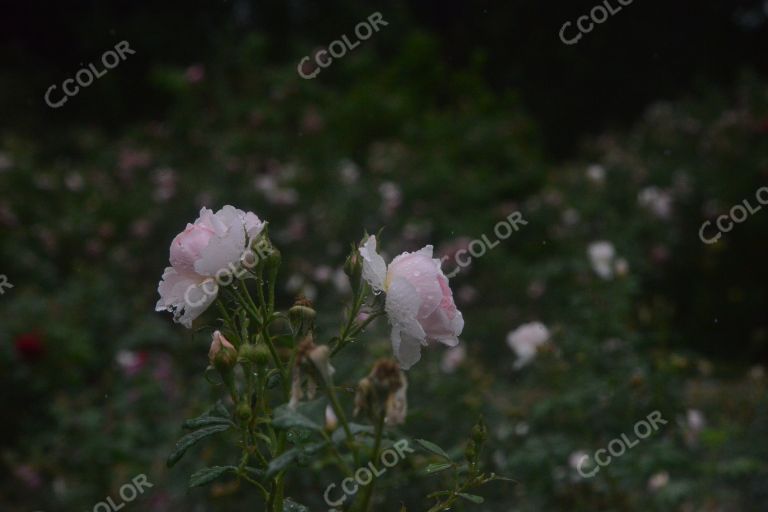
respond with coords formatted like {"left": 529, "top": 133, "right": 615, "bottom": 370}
{"left": 440, "top": 344, "right": 467, "bottom": 373}
{"left": 569, "top": 450, "right": 589, "bottom": 470}
{"left": 586, "top": 164, "right": 606, "bottom": 184}
{"left": 614, "top": 257, "right": 630, "bottom": 277}
{"left": 638, "top": 186, "right": 673, "bottom": 219}
{"left": 338, "top": 159, "right": 360, "bottom": 185}
{"left": 313, "top": 265, "right": 332, "bottom": 283}
{"left": 457, "top": 284, "right": 478, "bottom": 304}
{"left": 379, "top": 181, "right": 402, "bottom": 217}
{"left": 561, "top": 208, "right": 580, "bottom": 227}
{"left": 687, "top": 409, "right": 705, "bottom": 432}
{"left": 648, "top": 471, "right": 669, "bottom": 491}
{"left": 254, "top": 174, "right": 278, "bottom": 193}
{"left": 507, "top": 322, "right": 550, "bottom": 369}
{"left": 65, "top": 172, "right": 84, "bottom": 191}
{"left": 116, "top": 350, "right": 147, "bottom": 376}
{"left": 588, "top": 241, "right": 616, "bottom": 279}
{"left": 0, "top": 152, "right": 13, "bottom": 172}
{"left": 153, "top": 167, "right": 177, "bottom": 202}
{"left": 514, "top": 422, "right": 530, "bottom": 436}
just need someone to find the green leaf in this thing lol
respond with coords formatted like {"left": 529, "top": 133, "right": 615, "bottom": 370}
{"left": 188, "top": 465, "right": 237, "bottom": 487}
{"left": 267, "top": 370, "right": 282, "bottom": 389}
{"left": 244, "top": 466, "right": 265, "bottom": 479}
{"left": 273, "top": 404, "right": 322, "bottom": 431}
{"left": 167, "top": 424, "right": 231, "bottom": 467}
{"left": 415, "top": 439, "right": 451, "bottom": 460}
{"left": 425, "top": 462, "right": 454, "bottom": 474}
{"left": 266, "top": 441, "right": 328, "bottom": 478}
{"left": 182, "top": 402, "right": 232, "bottom": 430}
{"left": 457, "top": 493, "right": 484, "bottom": 504}
{"left": 282, "top": 499, "right": 309, "bottom": 512}
{"left": 331, "top": 422, "right": 374, "bottom": 444}
{"left": 183, "top": 415, "right": 233, "bottom": 429}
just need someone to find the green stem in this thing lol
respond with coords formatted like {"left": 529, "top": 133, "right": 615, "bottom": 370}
{"left": 324, "top": 382, "right": 360, "bottom": 466}
{"left": 332, "top": 310, "right": 385, "bottom": 356}
{"left": 357, "top": 412, "right": 385, "bottom": 511}
{"left": 240, "top": 472, "right": 269, "bottom": 499}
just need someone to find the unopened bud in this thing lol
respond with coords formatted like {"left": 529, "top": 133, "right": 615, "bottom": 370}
{"left": 465, "top": 439, "right": 477, "bottom": 465}
{"left": 324, "top": 404, "right": 338, "bottom": 432}
{"left": 289, "top": 297, "right": 316, "bottom": 336}
{"left": 471, "top": 417, "right": 487, "bottom": 445}
{"left": 239, "top": 343, "right": 271, "bottom": 367}
{"left": 265, "top": 247, "right": 281, "bottom": 273}
{"left": 344, "top": 246, "right": 363, "bottom": 285}
{"left": 209, "top": 331, "right": 237, "bottom": 373}
{"left": 236, "top": 402, "right": 252, "bottom": 422}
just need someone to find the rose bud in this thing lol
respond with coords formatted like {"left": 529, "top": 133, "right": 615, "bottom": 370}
{"left": 209, "top": 331, "right": 237, "bottom": 373}
{"left": 289, "top": 296, "right": 316, "bottom": 336}
{"left": 239, "top": 343, "right": 270, "bottom": 367}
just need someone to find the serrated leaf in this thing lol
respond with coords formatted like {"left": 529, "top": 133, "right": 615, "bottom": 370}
{"left": 457, "top": 493, "right": 484, "bottom": 504}
{"left": 425, "top": 462, "right": 454, "bottom": 474}
{"left": 415, "top": 439, "right": 451, "bottom": 460}
{"left": 167, "top": 424, "right": 230, "bottom": 467}
{"left": 189, "top": 465, "right": 236, "bottom": 487}
{"left": 282, "top": 498, "right": 309, "bottom": 512}
{"left": 266, "top": 441, "right": 328, "bottom": 478}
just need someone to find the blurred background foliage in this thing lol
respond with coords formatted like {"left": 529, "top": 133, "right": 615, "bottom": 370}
{"left": 1, "top": 1, "right": 767, "bottom": 510}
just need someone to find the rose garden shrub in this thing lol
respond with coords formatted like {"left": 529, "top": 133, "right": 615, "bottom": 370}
{"left": 0, "top": 29, "right": 766, "bottom": 510}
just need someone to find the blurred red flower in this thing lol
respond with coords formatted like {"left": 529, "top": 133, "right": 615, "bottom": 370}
{"left": 14, "top": 331, "right": 45, "bottom": 362}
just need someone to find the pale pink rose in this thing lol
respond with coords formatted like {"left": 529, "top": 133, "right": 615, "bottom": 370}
{"left": 156, "top": 205, "right": 265, "bottom": 327}
{"left": 359, "top": 235, "right": 464, "bottom": 369}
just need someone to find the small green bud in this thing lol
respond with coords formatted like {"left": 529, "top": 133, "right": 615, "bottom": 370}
{"left": 344, "top": 245, "right": 363, "bottom": 285}
{"left": 465, "top": 439, "right": 477, "bottom": 464}
{"left": 471, "top": 417, "right": 487, "bottom": 445}
{"left": 239, "top": 343, "right": 271, "bottom": 367}
{"left": 265, "top": 247, "right": 281, "bottom": 272}
{"left": 236, "top": 402, "right": 252, "bottom": 422}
